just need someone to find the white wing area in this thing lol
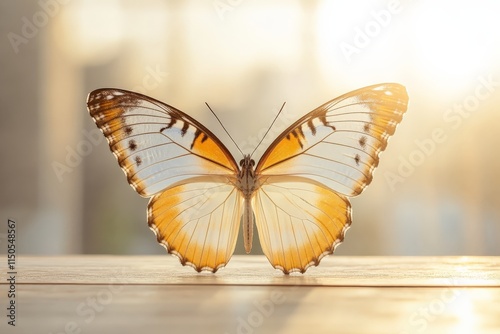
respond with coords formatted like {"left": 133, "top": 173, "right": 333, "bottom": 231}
{"left": 148, "top": 179, "right": 243, "bottom": 272}
{"left": 87, "top": 89, "right": 238, "bottom": 197}
{"left": 253, "top": 176, "right": 351, "bottom": 274}
{"left": 257, "top": 84, "right": 408, "bottom": 197}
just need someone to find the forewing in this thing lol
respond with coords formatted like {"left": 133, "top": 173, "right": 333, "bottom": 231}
{"left": 253, "top": 176, "right": 351, "bottom": 274}
{"left": 256, "top": 83, "right": 408, "bottom": 196}
{"left": 87, "top": 88, "right": 239, "bottom": 197}
{"left": 148, "top": 178, "right": 243, "bottom": 272}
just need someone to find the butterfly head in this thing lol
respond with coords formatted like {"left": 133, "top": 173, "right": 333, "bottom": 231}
{"left": 238, "top": 155, "right": 257, "bottom": 196}
{"left": 239, "top": 155, "right": 255, "bottom": 169}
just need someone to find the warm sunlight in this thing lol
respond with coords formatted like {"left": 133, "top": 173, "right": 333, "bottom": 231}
{"left": 3, "top": 1, "right": 500, "bottom": 333}
{"left": 452, "top": 259, "right": 493, "bottom": 286}
{"left": 411, "top": 0, "right": 499, "bottom": 93}
{"left": 448, "top": 292, "right": 477, "bottom": 333}
{"left": 316, "top": 0, "right": 500, "bottom": 94}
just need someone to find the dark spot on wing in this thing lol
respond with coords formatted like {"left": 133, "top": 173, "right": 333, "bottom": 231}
{"left": 307, "top": 119, "right": 316, "bottom": 135}
{"left": 287, "top": 128, "right": 304, "bottom": 149}
{"left": 190, "top": 129, "right": 210, "bottom": 149}
{"left": 181, "top": 122, "right": 189, "bottom": 136}
{"left": 135, "top": 156, "right": 142, "bottom": 167}
{"left": 296, "top": 126, "right": 304, "bottom": 138}
{"left": 129, "top": 140, "right": 137, "bottom": 151}
{"left": 286, "top": 129, "right": 303, "bottom": 148}
{"left": 125, "top": 126, "right": 133, "bottom": 135}
{"left": 359, "top": 136, "right": 367, "bottom": 149}
{"left": 191, "top": 129, "right": 202, "bottom": 149}
{"left": 319, "top": 114, "right": 336, "bottom": 131}
{"left": 363, "top": 123, "right": 370, "bottom": 133}
{"left": 160, "top": 117, "right": 177, "bottom": 132}
{"left": 354, "top": 154, "right": 360, "bottom": 166}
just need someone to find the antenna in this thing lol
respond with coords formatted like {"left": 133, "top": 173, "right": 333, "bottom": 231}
{"left": 250, "top": 102, "right": 286, "bottom": 158}
{"left": 205, "top": 102, "right": 244, "bottom": 156}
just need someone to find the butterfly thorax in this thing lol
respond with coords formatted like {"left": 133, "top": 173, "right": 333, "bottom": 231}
{"left": 237, "top": 155, "right": 257, "bottom": 199}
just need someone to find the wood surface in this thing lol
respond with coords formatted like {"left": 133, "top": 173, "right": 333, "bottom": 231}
{"left": 1, "top": 255, "right": 499, "bottom": 333}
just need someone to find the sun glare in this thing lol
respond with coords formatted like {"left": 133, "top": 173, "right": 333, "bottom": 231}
{"left": 448, "top": 292, "right": 477, "bottom": 333}
{"left": 315, "top": 0, "right": 500, "bottom": 95}
{"left": 411, "top": 0, "right": 499, "bottom": 92}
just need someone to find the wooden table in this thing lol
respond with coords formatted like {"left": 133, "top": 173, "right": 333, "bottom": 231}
{"left": 1, "top": 255, "right": 499, "bottom": 333}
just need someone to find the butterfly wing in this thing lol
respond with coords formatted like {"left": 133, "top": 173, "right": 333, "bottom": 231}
{"left": 256, "top": 83, "right": 408, "bottom": 196}
{"left": 87, "top": 89, "right": 242, "bottom": 272}
{"left": 87, "top": 88, "right": 239, "bottom": 197}
{"left": 253, "top": 177, "right": 351, "bottom": 274}
{"left": 148, "top": 179, "right": 242, "bottom": 272}
{"left": 254, "top": 83, "right": 408, "bottom": 273}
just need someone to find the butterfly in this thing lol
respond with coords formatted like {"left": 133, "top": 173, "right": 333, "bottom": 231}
{"left": 87, "top": 83, "right": 408, "bottom": 274}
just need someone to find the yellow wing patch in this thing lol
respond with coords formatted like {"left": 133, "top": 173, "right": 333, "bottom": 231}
{"left": 253, "top": 177, "right": 351, "bottom": 274}
{"left": 257, "top": 128, "right": 305, "bottom": 171}
{"left": 148, "top": 181, "right": 242, "bottom": 272}
{"left": 190, "top": 130, "right": 236, "bottom": 171}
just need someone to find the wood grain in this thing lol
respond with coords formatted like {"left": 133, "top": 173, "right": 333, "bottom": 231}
{"left": 7, "top": 255, "right": 500, "bottom": 286}
{"left": 1, "top": 256, "right": 499, "bottom": 334}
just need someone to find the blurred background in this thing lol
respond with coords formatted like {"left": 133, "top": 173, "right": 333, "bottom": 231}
{"left": 1, "top": 0, "right": 499, "bottom": 257}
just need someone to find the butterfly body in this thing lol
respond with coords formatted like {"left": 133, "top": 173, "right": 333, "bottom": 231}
{"left": 237, "top": 155, "right": 258, "bottom": 254}
{"left": 87, "top": 83, "right": 408, "bottom": 274}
